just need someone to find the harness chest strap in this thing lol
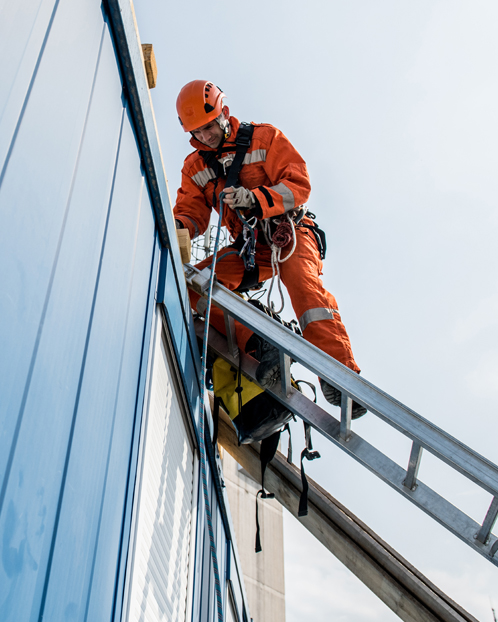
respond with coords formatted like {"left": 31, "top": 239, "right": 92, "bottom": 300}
{"left": 198, "top": 122, "right": 255, "bottom": 190}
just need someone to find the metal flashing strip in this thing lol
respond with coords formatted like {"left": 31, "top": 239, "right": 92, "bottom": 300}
{"left": 103, "top": 0, "right": 201, "bottom": 376}
{"left": 187, "top": 271, "right": 498, "bottom": 566}
{"left": 103, "top": 0, "right": 170, "bottom": 249}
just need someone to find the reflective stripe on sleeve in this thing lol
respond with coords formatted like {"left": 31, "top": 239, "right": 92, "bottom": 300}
{"left": 299, "top": 307, "right": 339, "bottom": 332}
{"left": 270, "top": 182, "right": 294, "bottom": 212}
{"left": 242, "top": 149, "right": 267, "bottom": 165}
{"left": 183, "top": 216, "right": 199, "bottom": 239}
{"left": 192, "top": 167, "right": 216, "bottom": 187}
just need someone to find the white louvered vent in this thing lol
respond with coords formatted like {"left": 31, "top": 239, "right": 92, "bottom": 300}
{"left": 126, "top": 328, "right": 194, "bottom": 622}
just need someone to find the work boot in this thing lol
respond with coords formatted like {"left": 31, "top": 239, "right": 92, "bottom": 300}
{"left": 245, "top": 334, "right": 281, "bottom": 389}
{"left": 319, "top": 378, "right": 367, "bottom": 419}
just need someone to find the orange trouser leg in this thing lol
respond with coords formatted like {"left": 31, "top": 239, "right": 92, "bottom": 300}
{"left": 279, "top": 228, "right": 361, "bottom": 372}
{"left": 191, "top": 232, "right": 360, "bottom": 372}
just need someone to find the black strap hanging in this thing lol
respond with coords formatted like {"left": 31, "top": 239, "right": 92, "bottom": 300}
{"left": 283, "top": 423, "right": 292, "bottom": 464}
{"left": 297, "top": 222, "right": 327, "bottom": 260}
{"left": 298, "top": 423, "right": 321, "bottom": 517}
{"left": 255, "top": 430, "right": 280, "bottom": 552}
{"left": 212, "top": 396, "right": 220, "bottom": 446}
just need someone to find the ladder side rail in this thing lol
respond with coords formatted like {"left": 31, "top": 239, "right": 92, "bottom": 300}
{"left": 197, "top": 319, "right": 498, "bottom": 565}
{"left": 205, "top": 281, "right": 498, "bottom": 497}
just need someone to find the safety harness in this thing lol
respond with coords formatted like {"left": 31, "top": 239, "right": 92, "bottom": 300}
{"left": 200, "top": 122, "right": 260, "bottom": 274}
{"left": 199, "top": 122, "right": 327, "bottom": 310}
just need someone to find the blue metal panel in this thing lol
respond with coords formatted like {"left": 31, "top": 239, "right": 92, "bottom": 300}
{"left": 0, "top": 3, "right": 156, "bottom": 620}
{"left": 0, "top": 0, "right": 58, "bottom": 167}
{"left": 0, "top": 0, "right": 109, "bottom": 484}
{"left": 39, "top": 121, "right": 155, "bottom": 621}
{"left": 104, "top": 0, "right": 202, "bottom": 380}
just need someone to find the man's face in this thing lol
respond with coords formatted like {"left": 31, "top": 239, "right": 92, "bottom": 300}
{"left": 191, "top": 119, "right": 224, "bottom": 149}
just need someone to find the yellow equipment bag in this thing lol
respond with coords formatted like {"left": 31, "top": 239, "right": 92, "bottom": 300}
{"left": 212, "top": 357, "right": 263, "bottom": 420}
{"left": 211, "top": 357, "right": 293, "bottom": 444}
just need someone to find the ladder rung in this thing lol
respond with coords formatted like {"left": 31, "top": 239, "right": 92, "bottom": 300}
{"left": 404, "top": 442, "right": 423, "bottom": 491}
{"left": 223, "top": 311, "right": 239, "bottom": 360}
{"left": 279, "top": 352, "right": 291, "bottom": 397}
{"left": 475, "top": 496, "right": 498, "bottom": 544}
{"left": 340, "top": 394, "right": 352, "bottom": 441}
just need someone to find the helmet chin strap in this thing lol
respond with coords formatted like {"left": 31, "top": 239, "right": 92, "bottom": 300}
{"left": 219, "top": 119, "right": 231, "bottom": 139}
{"left": 217, "top": 115, "right": 231, "bottom": 139}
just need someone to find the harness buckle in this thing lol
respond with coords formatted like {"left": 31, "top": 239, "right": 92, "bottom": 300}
{"left": 235, "top": 122, "right": 252, "bottom": 147}
{"left": 219, "top": 154, "right": 235, "bottom": 176}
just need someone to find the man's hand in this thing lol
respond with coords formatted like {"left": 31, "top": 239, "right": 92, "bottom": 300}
{"left": 223, "top": 186, "right": 255, "bottom": 210}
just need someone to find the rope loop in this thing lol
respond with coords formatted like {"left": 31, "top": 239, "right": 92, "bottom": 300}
{"left": 272, "top": 220, "right": 294, "bottom": 247}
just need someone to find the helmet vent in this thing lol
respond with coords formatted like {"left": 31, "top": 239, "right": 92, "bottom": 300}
{"left": 204, "top": 103, "right": 215, "bottom": 113}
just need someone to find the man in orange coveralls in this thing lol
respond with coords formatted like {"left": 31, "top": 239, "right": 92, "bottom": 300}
{"left": 174, "top": 80, "right": 366, "bottom": 417}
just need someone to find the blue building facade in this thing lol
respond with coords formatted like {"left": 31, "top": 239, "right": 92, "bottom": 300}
{"left": 0, "top": 1, "right": 249, "bottom": 620}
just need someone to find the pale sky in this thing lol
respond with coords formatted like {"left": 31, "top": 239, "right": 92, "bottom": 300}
{"left": 133, "top": 1, "right": 498, "bottom": 620}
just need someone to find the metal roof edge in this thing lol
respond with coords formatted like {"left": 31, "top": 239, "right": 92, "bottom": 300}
{"left": 103, "top": 0, "right": 202, "bottom": 375}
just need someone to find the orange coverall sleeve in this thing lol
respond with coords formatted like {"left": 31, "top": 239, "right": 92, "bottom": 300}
{"left": 251, "top": 127, "right": 311, "bottom": 220}
{"left": 173, "top": 169, "right": 212, "bottom": 239}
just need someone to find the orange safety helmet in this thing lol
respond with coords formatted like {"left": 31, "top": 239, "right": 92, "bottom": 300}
{"left": 176, "top": 80, "right": 225, "bottom": 132}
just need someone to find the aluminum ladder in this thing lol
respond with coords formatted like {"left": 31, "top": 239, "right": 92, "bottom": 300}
{"left": 184, "top": 262, "right": 498, "bottom": 567}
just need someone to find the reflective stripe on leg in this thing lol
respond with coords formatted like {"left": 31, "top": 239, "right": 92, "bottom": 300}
{"left": 299, "top": 307, "right": 339, "bottom": 332}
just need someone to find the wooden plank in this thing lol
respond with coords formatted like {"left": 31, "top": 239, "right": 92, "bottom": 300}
{"left": 141, "top": 43, "right": 157, "bottom": 88}
{"left": 216, "top": 405, "right": 478, "bottom": 622}
{"left": 176, "top": 228, "right": 191, "bottom": 264}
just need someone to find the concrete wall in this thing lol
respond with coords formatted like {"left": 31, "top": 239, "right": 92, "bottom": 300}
{"left": 223, "top": 451, "right": 286, "bottom": 622}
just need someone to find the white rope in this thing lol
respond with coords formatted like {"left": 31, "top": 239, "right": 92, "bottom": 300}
{"left": 264, "top": 213, "right": 298, "bottom": 313}
{"left": 268, "top": 244, "right": 285, "bottom": 313}
{"left": 277, "top": 213, "right": 297, "bottom": 264}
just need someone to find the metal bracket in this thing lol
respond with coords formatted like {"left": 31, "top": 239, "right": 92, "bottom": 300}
{"left": 340, "top": 393, "right": 352, "bottom": 442}
{"left": 403, "top": 442, "right": 423, "bottom": 491}
{"left": 223, "top": 311, "right": 239, "bottom": 360}
{"left": 475, "top": 496, "right": 498, "bottom": 545}
{"left": 279, "top": 352, "right": 292, "bottom": 397}
{"left": 183, "top": 263, "right": 215, "bottom": 296}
